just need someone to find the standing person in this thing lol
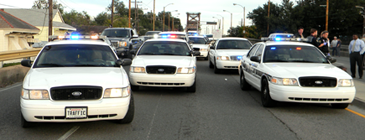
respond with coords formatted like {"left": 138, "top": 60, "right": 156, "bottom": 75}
{"left": 316, "top": 31, "right": 330, "bottom": 55}
{"left": 348, "top": 34, "right": 365, "bottom": 78}
{"left": 331, "top": 36, "right": 338, "bottom": 56}
{"left": 307, "top": 28, "right": 318, "bottom": 47}
{"left": 294, "top": 27, "right": 305, "bottom": 38}
{"left": 336, "top": 38, "right": 342, "bottom": 56}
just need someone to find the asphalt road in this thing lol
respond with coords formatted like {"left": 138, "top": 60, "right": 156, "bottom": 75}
{"left": 1, "top": 60, "right": 365, "bottom": 140}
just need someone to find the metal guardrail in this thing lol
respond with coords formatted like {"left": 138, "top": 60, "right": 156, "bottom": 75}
{"left": 0, "top": 49, "right": 41, "bottom": 62}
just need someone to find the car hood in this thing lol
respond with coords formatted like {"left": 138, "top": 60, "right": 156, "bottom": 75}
{"left": 192, "top": 44, "right": 209, "bottom": 49}
{"left": 263, "top": 63, "right": 352, "bottom": 79}
{"left": 132, "top": 56, "right": 195, "bottom": 67}
{"left": 24, "top": 67, "right": 128, "bottom": 89}
{"left": 216, "top": 49, "right": 249, "bottom": 56}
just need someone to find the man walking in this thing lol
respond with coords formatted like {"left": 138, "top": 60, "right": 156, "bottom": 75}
{"left": 349, "top": 34, "right": 365, "bottom": 79}
{"left": 331, "top": 36, "right": 338, "bottom": 56}
{"left": 294, "top": 27, "right": 305, "bottom": 39}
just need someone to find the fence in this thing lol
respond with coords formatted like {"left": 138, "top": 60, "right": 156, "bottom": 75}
{"left": 0, "top": 49, "right": 41, "bottom": 68}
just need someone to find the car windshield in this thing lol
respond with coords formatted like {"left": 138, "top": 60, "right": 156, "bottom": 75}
{"left": 216, "top": 40, "right": 251, "bottom": 49}
{"left": 138, "top": 41, "right": 191, "bottom": 56}
{"left": 33, "top": 44, "right": 118, "bottom": 68}
{"left": 145, "top": 31, "right": 160, "bottom": 35}
{"left": 189, "top": 37, "right": 206, "bottom": 44}
{"left": 101, "top": 30, "right": 130, "bottom": 38}
{"left": 206, "top": 35, "right": 213, "bottom": 37}
{"left": 263, "top": 45, "right": 328, "bottom": 63}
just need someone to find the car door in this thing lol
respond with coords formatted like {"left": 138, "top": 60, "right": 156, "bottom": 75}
{"left": 243, "top": 44, "right": 259, "bottom": 85}
{"left": 249, "top": 44, "right": 265, "bottom": 89}
{"left": 209, "top": 40, "right": 219, "bottom": 63}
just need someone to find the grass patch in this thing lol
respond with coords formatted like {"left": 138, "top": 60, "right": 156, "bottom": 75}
{"left": 3, "top": 62, "right": 21, "bottom": 68}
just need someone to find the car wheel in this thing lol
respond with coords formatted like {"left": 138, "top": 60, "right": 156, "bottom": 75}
{"left": 131, "top": 85, "right": 139, "bottom": 91}
{"left": 21, "top": 114, "right": 33, "bottom": 128}
{"left": 261, "top": 79, "right": 276, "bottom": 107}
{"left": 209, "top": 57, "right": 214, "bottom": 68}
{"left": 186, "top": 79, "right": 196, "bottom": 93}
{"left": 214, "top": 60, "right": 220, "bottom": 74}
{"left": 240, "top": 71, "right": 251, "bottom": 90}
{"left": 117, "top": 94, "right": 134, "bottom": 124}
{"left": 331, "top": 103, "right": 349, "bottom": 109}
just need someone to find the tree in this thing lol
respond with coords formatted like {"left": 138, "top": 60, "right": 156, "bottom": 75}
{"left": 32, "top": 0, "right": 64, "bottom": 14}
{"left": 62, "top": 10, "right": 91, "bottom": 26}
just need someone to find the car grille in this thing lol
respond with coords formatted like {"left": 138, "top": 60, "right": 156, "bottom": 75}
{"left": 146, "top": 66, "right": 176, "bottom": 74}
{"left": 298, "top": 77, "right": 337, "bottom": 87}
{"left": 34, "top": 114, "right": 117, "bottom": 120}
{"left": 137, "top": 82, "right": 185, "bottom": 86}
{"left": 288, "top": 97, "right": 349, "bottom": 102}
{"left": 50, "top": 86, "right": 102, "bottom": 100}
{"left": 230, "top": 55, "right": 243, "bottom": 61}
{"left": 111, "top": 42, "right": 118, "bottom": 47}
{"left": 193, "top": 48, "right": 200, "bottom": 51}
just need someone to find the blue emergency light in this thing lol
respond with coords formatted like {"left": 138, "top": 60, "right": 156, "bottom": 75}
{"left": 275, "top": 38, "right": 281, "bottom": 41}
{"left": 271, "top": 47, "right": 276, "bottom": 50}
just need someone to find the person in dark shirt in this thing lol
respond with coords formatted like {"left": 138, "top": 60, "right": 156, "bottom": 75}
{"left": 307, "top": 28, "right": 318, "bottom": 47}
{"left": 294, "top": 27, "right": 305, "bottom": 38}
{"left": 316, "top": 31, "right": 330, "bottom": 55}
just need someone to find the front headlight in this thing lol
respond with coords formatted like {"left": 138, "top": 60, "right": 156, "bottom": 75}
{"left": 200, "top": 48, "right": 208, "bottom": 51}
{"left": 21, "top": 89, "right": 49, "bottom": 100}
{"left": 153, "top": 34, "right": 158, "bottom": 38}
{"left": 338, "top": 79, "right": 354, "bottom": 87}
{"left": 104, "top": 86, "right": 130, "bottom": 98}
{"left": 216, "top": 56, "right": 230, "bottom": 61}
{"left": 130, "top": 66, "right": 146, "bottom": 73}
{"left": 177, "top": 67, "right": 196, "bottom": 74}
{"left": 270, "top": 77, "right": 298, "bottom": 86}
{"left": 118, "top": 41, "right": 127, "bottom": 47}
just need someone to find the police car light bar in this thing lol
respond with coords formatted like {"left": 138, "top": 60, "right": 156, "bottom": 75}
{"left": 261, "top": 37, "right": 308, "bottom": 42}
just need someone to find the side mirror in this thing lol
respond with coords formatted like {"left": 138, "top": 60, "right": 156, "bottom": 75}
{"left": 21, "top": 59, "right": 32, "bottom": 67}
{"left": 250, "top": 56, "right": 261, "bottom": 63}
{"left": 130, "top": 50, "right": 137, "bottom": 54}
{"left": 327, "top": 56, "right": 336, "bottom": 63}
{"left": 210, "top": 46, "right": 215, "bottom": 49}
{"left": 116, "top": 59, "right": 132, "bottom": 66}
{"left": 132, "top": 35, "right": 139, "bottom": 38}
{"left": 192, "top": 51, "right": 201, "bottom": 56}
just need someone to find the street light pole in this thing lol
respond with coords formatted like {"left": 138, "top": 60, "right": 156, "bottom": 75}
{"left": 217, "top": 15, "right": 224, "bottom": 36}
{"left": 267, "top": 0, "right": 270, "bottom": 36}
{"left": 326, "top": 0, "right": 329, "bottom": 31}
{"left": 153, "top": 0, "right": 155, "bottom": 31}
{"left": 233, "top": 3, "right": 245, "bottom": 27}
{"left": 129, "top": 0, "right": 131, "bottom": 28}
{"left": 223, "top": 10, "right": 232, "bottom": 29}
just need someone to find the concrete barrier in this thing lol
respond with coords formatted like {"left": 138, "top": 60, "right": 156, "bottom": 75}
{"left": 0, "top": 65, "right": 29, "bottom": 88}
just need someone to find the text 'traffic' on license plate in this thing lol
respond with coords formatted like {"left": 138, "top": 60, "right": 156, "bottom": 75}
{"left": 66, "top": 108, "right": 87, "bottom": 118}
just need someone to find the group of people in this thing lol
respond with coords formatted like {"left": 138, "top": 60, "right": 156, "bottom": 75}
{"left": 295, "top": 27, "right": 365, "bottom": 79}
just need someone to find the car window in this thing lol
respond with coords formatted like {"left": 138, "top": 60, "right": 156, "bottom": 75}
{"left": 188, "top": 37, "right": 206, "bottom": 44}
{"left": 254, "top": 45, "right": 264, "bottom": 57}
{"left": 263, "top": 45, "right": 328, "bottom": 63}
{"left": 101, "top": 30, "right": 130, "bottom": 38}
{"left": 33, "top": 45, "right": 117, "bottom": 68}
{"left": 138, "top": 41, "right": 191, "bottom": 56}
{"left": 216, "top": 40, "right": 251, "bottom": 49}
{"left": 145, "top": 31, "right": 160, "bottom": 35}
{"left": 247, "top": 44, "right": 259, "bottom": 58}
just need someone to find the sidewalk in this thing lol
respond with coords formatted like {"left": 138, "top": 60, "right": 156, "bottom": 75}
{"left": 333, "top": 56, "right": 365, "bottom": 103}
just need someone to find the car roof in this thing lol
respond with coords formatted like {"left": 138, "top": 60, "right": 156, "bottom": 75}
{"left": 218, "top": 37, "right": 249, "bottom": 41}
{"left": 261, "top": 41, "right": 315, "bottom": 47}
{"left": 46, "top": 40, "right": 109, "bottom": 46}
{"left": 104, "top": 28, "right": 133, "bottom": 30}
{"left": 188, "top": 36, "right": 205, "bottom": 38}
{"left": 145, "top": 39, "right": 187, "bottom": 43}
{"left": 159, "top": 32, "right": 187, "bottom": 35}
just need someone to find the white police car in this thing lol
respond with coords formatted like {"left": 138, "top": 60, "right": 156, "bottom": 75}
{"left": 239, "top": 39, "right": 355, "bottom": 108}
{"left": 188, "top": 36, "right": 209, "bottom": 60}
{"left": 129, "top": 39, "right": 199, "bottom": 92}
{"left": 20, "top": 39, "right": 133, "bottom": 127}
{"left": 208, "top": 38, "right": 252, "bottom": 73}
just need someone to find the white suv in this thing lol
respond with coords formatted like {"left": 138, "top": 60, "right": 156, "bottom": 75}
{"left": 20, "top": 40, "right": 133, "bottom": 127}
{"left": 189, "top": 36, "right": 209, "bottom": 60}
{"left": 129, "top": 39, "right": 199, "bottom": 92}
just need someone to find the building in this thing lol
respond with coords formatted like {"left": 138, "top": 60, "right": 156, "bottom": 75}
{"left": 0, "top": 9, "right": 39, "bottom": 52}
{"left": 3, "top": 9, "right": 76, "bottom": 42}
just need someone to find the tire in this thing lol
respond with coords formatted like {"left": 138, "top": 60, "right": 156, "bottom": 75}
{"left": 209, "top": 57, "right": 214, "bottom": 68}
{"left": 117, "top": 94, "right": 134, "bottom": 124}
{"left": 331, "top": 103, "right": 349, "bottom": 109}
{"left": 21, "top": 114, "right": 33, "bottom": 128}
{"left": 240, "top": 71, "right": 251, "bottom": 90}
{"left": 261, "top": 79, "right": 276, "bottom": 107}
{"left": 187, "top": 80, "right": 196, "bottom": 93}
{"left": 214, "top": 60, "right": 220, "bottom": 74}
{"left": 204, "top": 55, "right": 209, "bottom": 60}
{"left": 131, "top": 85, "right": 139, "bottom": 91}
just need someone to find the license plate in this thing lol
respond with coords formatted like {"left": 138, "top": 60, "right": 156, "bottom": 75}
{"left": 65, "top": 107, "right": 87, "bottom": 118}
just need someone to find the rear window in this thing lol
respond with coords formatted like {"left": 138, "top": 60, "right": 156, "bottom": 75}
{"left": 101, "top": 29, "right": 130, "bottom": 38}
{"left": 216, "top": 40, "right": 251, "bottom": 49}
{"left": 138, "top": 41, "right": 190, "bottom": 56}
{"left": 146, "top": 31, "right": 161, "bottom": 35}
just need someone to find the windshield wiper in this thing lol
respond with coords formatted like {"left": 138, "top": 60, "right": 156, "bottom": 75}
{"left": 72, "top": 64, "right": 106, "bottom": 67}
{"left": 264, "top": 60, "right": 290, "bottom": 62}
{"left": 37, "top": 63, "right": 64, "bottom": 67}
{"left": 290, "top": 60, "right": 317, "bottom": 63}
{"left": 139, "top": 53, "right": 156, "bottom": 55}
{"left": 160, "top": 53, "right": 178, "bottom": 55}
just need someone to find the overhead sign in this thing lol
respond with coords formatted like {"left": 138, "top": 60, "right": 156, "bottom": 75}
{"left": 206, "top": 22, "right": 217, "bottom": 25}
{"left": 131, "top": 1, "right": 142, "bottom": 3}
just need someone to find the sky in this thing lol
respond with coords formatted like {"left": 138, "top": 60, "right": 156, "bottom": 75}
{"left": 0, "top": 0, "right": 285, "bottom": 35}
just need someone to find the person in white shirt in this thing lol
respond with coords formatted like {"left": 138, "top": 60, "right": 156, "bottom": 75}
{"left": 331, "top": 36, "right": 338, "bottom": 56}
{"left": 348, "top": 34, "right": 365, "bottom": 78}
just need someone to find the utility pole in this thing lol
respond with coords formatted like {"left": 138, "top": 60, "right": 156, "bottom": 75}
{"left": 129, "top": 0, "right": 131, "bottom": 28}
{"left": 135, "top": 0, "right": 137, "bottom": 29}
{"left": 267, "top": 0, "right": 270, "bottom": 36}
{"left": 111, "top": 0, "right": 114, "bottom": 27}
{"left": 153, "top": 0, "right": 155, "bottom": 31}
{"left": 168, "top": 13, "right": 170, "bottom": 31}
{"left": 172, "top": 17, "right": 174, "bottom": 31}
{"left": 48, "top": 0, "right": 52, "bottom": 42}
{"left": 325, "top": 0, "right": 328, "bottom": 31}
{"left": 137, "top": 4, "right": 139, "bottom": 33}
{"left": 163, "top": 7, "right": 165, "bottom": 31}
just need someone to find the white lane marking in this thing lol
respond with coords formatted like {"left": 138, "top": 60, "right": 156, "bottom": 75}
{"left": 58, "top": 126, "right": 80, "bottom": 140}
{"left": 146, "top": 94, "right": 162, "bottom": 140}
{"left": 0, "top": 82, "right": 22, "bottom": 93}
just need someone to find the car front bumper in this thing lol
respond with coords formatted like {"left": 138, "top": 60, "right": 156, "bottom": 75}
{"left": 216, "top": 60, "right": 240, "bottom": 69}
{"left": 129, "top": 73, "right": 196, "bottom": 87}
{"left": 21, "top": 97, "right": 130, "bottom": 122}
{"left": 269, "top": 83, "right": 356, "bottom": 103}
